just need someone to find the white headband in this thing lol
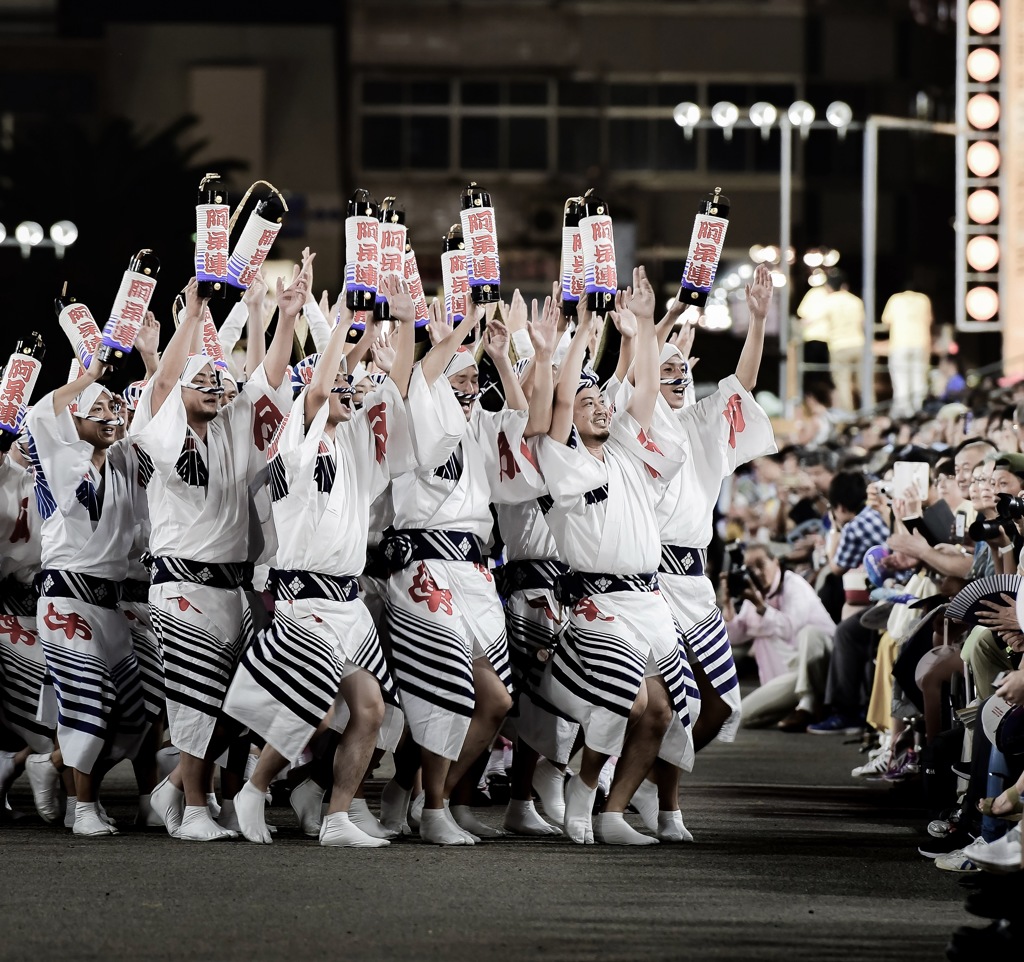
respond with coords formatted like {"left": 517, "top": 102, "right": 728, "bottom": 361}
{"left": 180, "top": 354, "right": 217, "bottom": 386}
{"left": 72, "top": 382, "right": 113, "bottom": 419}
{"left": 444, "top": 348, "right": 478, "bottom": 378}
{"left": 660, "top": 344, "right": 685, "bottom": 365}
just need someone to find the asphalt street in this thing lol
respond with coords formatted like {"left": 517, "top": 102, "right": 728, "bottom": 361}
{"left": 1, "top": 728, "right": 972, "bottom": 962}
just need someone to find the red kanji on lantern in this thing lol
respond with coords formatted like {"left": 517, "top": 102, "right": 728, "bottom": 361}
{"left": 684, "top": 261, "right": 714, "bottom": 289}
{"left": 204, "top": 252, "right": 228, "bottom": 276}
{"left": 690, "top": 242, "right": 719, "bottom": 264}
{"left": 696, "top": 219, "right": 724, "bottom": 245}
{"left": 206, "top": 208, "right": 229, "bottom": 229}
{"left": 356, "top": 220, "right": 379, "bottom": 241}
{"left": 127, "top": 279, "right": 155, "bottom": 301}
{"left": 206, "top": 230, "right": 229, "bottom": 251}
{"left": 467, "top": 210, "right": 494, "bottom": 233}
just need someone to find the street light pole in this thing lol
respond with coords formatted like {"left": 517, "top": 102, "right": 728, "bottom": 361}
{"left": 859, "top": 115, "right": 956, "bottom": 411}
{"left": 779, "top": 116, "right": 793, "bottom": 415}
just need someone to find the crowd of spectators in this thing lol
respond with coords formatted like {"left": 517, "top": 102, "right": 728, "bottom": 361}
{"left": 716, "top": 366, "right": 1024, "bottom": 956}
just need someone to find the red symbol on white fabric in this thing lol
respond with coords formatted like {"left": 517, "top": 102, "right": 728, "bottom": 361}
{"left": 0, "top": 615, "right": 35, "bottom": 645}
{"left": 526, "top": 597, "right": 558, "bottom": 623}
{"left": 408, "top": 562, "right": 453, "bottom": 615}
{"left": 368, "top": 401, "right": 388, "bottom": 465}
{"left": 475, "top": 563, "right": 493, "bottom": 583}
{"left": 267, "top": 413, "right": 289, "bottom": 461}
{"left": 43, "top": 604, "right": 92, "bottom": 641}
{"left": 9, "top": 496, "right": 30, "bottom": 543}
{"left": 572, "top": 598, "right": 614, "bottom": 623}
{"left": 723, "top": 394, "right": 746, "bottom": 450}
{"left": 172, "top": 597, "right": 202, "bottom": 614}
{"left": 497, "top": 431, "right": 519, "bottom": 482}
{"left": 253, "top": 396, "right": 283, "bottom": 452}
{"left": 636, "top": 428, "right": 664, "bottom": 479}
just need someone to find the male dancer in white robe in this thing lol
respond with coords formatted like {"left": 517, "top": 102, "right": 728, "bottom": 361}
{"left": 223, "top": 276, "right": 415, "bottom": 847}
{"left": 0, "top": 432, "right": 59, "bottom": 819}
{"left": 25, "top": 365, "right": 149, "bottom": 836}
{"left": 609, "top": 264, "right": 777, "bottom": 839}
{"left": 536, "top": 267, "right": 695, "bottom": 846}
{"left": 132, "top": 265, "right": 303, "bottom": 842}
{"left": 383, "top": 305, "right": 553, "bottom": 845}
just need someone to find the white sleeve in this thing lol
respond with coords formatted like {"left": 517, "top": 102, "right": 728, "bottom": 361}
{"left": 303, "top": 298, "right": 333, "bottom": 353}
{"left": 535, "top": 432, "right": 606, "bottom": 511}
{"left": 24, "top": 394, "right": 97, "bottom": 514}
{"left": 218, "top": 300, "right": 249, "bottom": 359}
{"left": 472, "top": 408, "right": 545, "bottom": 504}
{"left": 608, "top": 410, "right": 685, "bottom": 486}
{"left": 405, "top": 365, "right": 466, "bottom": 471}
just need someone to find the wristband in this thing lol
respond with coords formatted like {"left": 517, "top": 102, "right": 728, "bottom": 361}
{"left": 999, "top": 543, "right": 1015, "bottom": 556}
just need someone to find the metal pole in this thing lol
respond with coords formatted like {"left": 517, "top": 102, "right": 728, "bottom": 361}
{"left": 861, "top": 116, "right": 877, "bottom": 411}
{"left": 779, "top": 116, "right": 792, "bottom": 414}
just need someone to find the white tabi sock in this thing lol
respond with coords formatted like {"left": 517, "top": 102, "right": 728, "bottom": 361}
{"left": 96, "top": 799, "right": 116, "bottom": 827}
{"left": 419, "top": 807, "right": 473, "bottom": 846}
{"left": 563, "top": 777, "right": 597, "bottom": 845}
{"left": 289, "top": 778, "right": 325, "bottom": 837}
{"left": 73, "top": 800, "right": 119, "bottom": 837}
{"left": 136, "top": 793, "right": 164, "bottom": 828}
{"left": 64, "top": 797, "right": 77, "bottom": 829}
{"left": 25, "top": 753, "right": 61, "bottom": 824}
{"left": 206, "top": 792, "right": 222, "bottom": 819}
{"left": 218, "top": 797, "right": 241, "bottom": 833}
{"left": 595, "top": 812, "right": 658, "bottom": 846}
{"left": 443, "top": 800, "right": 480, "bottom": 843}
{"left": 234, "top": 781, "right": 272, "bottom": 844}
{"left": 320, "top": 811, "right": 389, "bottom": 848}
{"left": 349, "top": 797, "right": 398, "bottom": 839}
{"left": 178, "top": 804, "right": 238, "bottom": 841}
{"left": 450, "top": 804, "right": 506, "bottom": 838}
{"left": 503, "top": 799, "right": 561, "bottom": 836}
{"left": 630, "top": 778, "right": 659, "bottom": 832}
{"left": 408, "top": 791, "right": 425, "bottom": 831}
{"left": 656, "top": 810, "right": 694, "bottom": 843}
{"left": 597, "top": 757, "right": 617, "bottom": 796}
{"left": 150, "top": 775, "right": 185, "bottom": 838}
{"left": 532, "top": 758, "right": 566, "bottom": 827}
{"left": 378, "top": 779, "right": 412, "bottom": 836}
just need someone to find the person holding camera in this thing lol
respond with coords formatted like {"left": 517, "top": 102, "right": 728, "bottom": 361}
{"left": 722, "top": 543, "right": 836, "bottom": 731}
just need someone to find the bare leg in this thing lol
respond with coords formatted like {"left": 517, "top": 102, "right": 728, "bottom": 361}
{"left": 326, "top": 670, "right": 385, "bottom": 815}
{"left": 689, "top": 659, "right": 732, "bottom": 752}
{"left": 605, "top": 676, "right": 673, "bottom": 814}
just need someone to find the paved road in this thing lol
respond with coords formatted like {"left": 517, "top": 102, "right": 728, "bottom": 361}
{"left": 2, "top": 729, "right": 970, "bottom": 962}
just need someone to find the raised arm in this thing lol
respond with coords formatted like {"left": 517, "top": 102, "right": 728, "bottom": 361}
{"left": 655, "top": 287, "right": 687, "bottom": 353}
{"left": 549, "top": 309, "right": 594, "bottom": 445}
{"left": 51, "top": 358, "right": 111, "bottom": 415}
{"left": 484, "top": 318, "right": 527, "bottom": 412}
{"left": 610, "top": 303, "right": 638, "bottom": 385}
{"left": 151, "top": 277, "right": 206, "bottom": 415}
{"left": 305, "top": 301, "right": 354, "bottom": 426}
{"left": 623, "top": 266, "right": 659, "bottom": 432}
{"left": 266, "top": 253, "right": 314, "bottom": 388}
{"left": 244, "top": 275, "right": 268, "bottom": 380}
{"left": 378, "top": 274, "right": 416, "bottom": 398}
{"left": 420, "top": 303, "right": 482, "bottom": 387}
{"left": 522, "top": 293, "right": 559, "bottom": 438}
{"left": 134, "top": 311, "right": 161, "bottom": 379}
{"left": 736, "top": 263, "right": 772, "bottom": 392}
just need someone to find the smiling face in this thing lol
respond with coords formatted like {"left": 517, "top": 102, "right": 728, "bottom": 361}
{"left": 74, "top": 393, "right": 121, "bottom": 450}
{"left": 449, "top": 368, "right": 480, "bottom": 421}
{"left": 573, "top": 386, "right": 610, "bottom": 444}
{"left": 182, "top": 364, "right": 222, "bottom": 423}
{"left": 327, "top": 369, "right": 354, "bottom": 426}
{"left": 219, "top": 377, "right": 238, "bottom": 407}
{"left": 352, "top": 376, "right": 374, "bottom": 410}
{"left": 968, "top": 462, "right": 996, "bottom": 513}
{"left": 659, "top": 357, "right": 691, "bottom": 410}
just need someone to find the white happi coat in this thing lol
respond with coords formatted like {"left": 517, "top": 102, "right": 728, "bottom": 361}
{"left": 25, "top": 397, "right": 147, "bottom": 771}
{"left": 535, "top": 411, "right": 696, "bottom": 770}
{"left": 224, "top": 381, "right": 409, "bottom": 759}
{"left": 385, "top": 366, "right": 519, "bottom": 760}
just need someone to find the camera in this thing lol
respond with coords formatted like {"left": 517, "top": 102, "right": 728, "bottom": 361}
{"left": 725, "top": 543, "right": 762, "bottom": 600}
{"left": 997, "top": 492, "right": 1024, "bottom": 521}
{"left": 968, "top": 515, "right": 1010, "bottom": 543}
{"left": 970, "top": 493, "right": 1024, "bottom": 542}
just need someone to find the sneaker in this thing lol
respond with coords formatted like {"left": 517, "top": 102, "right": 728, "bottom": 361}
{"left": 964, "top": 827, "right": 1022, "bottom": 874}
{"left": 882, "top": 749, "right": 920, "bottom": 782}
{"left": 935, "top": 842, "right": 985, "bottom": 873}
{"left": 919, "top": 832, "right": 976, "bottom": 859}
{"left": 852, "top": 750, "right": 891, "bottom": 778}
{"left": 807, "top": 714, "right": 862, "bottom": 736}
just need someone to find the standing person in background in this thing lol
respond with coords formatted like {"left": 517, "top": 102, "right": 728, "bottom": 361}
{"left": 797, "top": 283, "right": 831, "bottom": 400}
{"left": 822, "top": 280, "right": 865, "bottom": 413}
{"left": 882, "top": 289, "right": 933, "bottom": 417}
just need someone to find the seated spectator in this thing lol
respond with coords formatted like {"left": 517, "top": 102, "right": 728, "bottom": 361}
{"left": 722, "top": 543, "right": 837, "bottom": 731}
